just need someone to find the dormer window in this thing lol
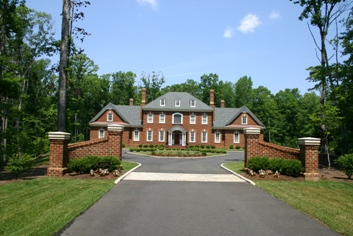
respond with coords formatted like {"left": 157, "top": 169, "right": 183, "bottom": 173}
{"left": 160, "top": 98, "right": 166, "bottom": 106}
{"left": 107, "top": 112, "right": 113, "bottom": 121}
{"left": 242, "top": 115, "right": 247, "bottom": 125}
{"left": 175, "top": 99, "right": 181, "bottom": 107}
{"left": 190, "top": 99, "right": 196, "bottom": 107}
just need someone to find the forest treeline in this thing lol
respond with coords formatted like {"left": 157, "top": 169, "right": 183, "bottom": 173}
{"left": 1, "top": 1, "right": 353, "bottom": 167}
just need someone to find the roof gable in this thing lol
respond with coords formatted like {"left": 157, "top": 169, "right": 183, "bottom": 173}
{"left": 214, "top": 106, "right": 265, "bottom": 128}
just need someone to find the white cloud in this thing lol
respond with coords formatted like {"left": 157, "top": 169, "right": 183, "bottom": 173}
{"left": 269, "top": 11, "right": 280, "bottom": 20}
{"left": 223, "top": 27, "right": 234, "bottom": 38}
{"left": 237, "top": 14, "right": 261, "bottom": 34}
{"left": 136, "top": 0, "right": 158, "bottom": 10}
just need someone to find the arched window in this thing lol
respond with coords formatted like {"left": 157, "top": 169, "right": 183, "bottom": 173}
{"left": 172, "top": 113, "right": 183, "bottom": 124}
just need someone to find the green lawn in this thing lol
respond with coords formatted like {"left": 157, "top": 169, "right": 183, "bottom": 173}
{"left": 224, "top": 161, "right": 353, "bottom": 236}
{"left": 0, "top": 161, "right": 138, "bottom": 236}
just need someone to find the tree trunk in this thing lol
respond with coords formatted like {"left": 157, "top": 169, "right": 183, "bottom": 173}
{"left": 57, "top": 0, "right": 71, "bottom": 132}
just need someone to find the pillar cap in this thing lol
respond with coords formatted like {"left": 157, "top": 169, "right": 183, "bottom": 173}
{"left": 48, "top": 132, "right": 71, "bottom": 140}
{"left": 244, "top": 127, "right": 261, "bottom": 135}
{"left": 108, "top": 124, "right": 124, "bottom": 132}
{"left": 298, "top": 137, "right": 320, "bottom": 146}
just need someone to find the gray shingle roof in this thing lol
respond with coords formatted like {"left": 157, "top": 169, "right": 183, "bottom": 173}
{"left": 143, "top": 92, "right": 213, "bottom": 112}
{"left": 89, "top": 103, "right": 141, "bottom": 127}
{"left": 214, "top": 106, "right": 265, "bottom": 128}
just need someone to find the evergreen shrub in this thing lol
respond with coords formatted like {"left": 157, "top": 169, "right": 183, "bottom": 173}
{"left": 5, "top": 154, "right": 35, "bottom": 179}
{"left": 335, "top": 154, "right": 353, "bottom": 179}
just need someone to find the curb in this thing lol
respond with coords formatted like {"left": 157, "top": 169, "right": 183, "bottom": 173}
{"left": 221, "top": 163, "right": 256, "bottom": 186}
{"left": 114, "top": 161, "right": 141, "bottom": 185}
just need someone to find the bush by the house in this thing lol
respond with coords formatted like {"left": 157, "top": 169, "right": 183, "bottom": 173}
{"left": 5, "top": 154, "right": 35, "bottom": 179}
{"left": 236, "top": 146, "right": 241, "bottom": 150}
{"left": 247, "top": 156, "right": 269, "bottom": 172}
{"left": 229, "top": 144, "right": 234, "bottom": 149}
{"left": 268, "top": 158, "right": 285, "bottom": 172}
{"left": 335, "top": 153, "right": 353, "bottom": 179}
{"left": 67, "top": 156, "right": 121, "bottom": 174}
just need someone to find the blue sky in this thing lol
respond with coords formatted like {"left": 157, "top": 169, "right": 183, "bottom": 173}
{"left": 25, "top": 0, "right": 336, "bottom": 94}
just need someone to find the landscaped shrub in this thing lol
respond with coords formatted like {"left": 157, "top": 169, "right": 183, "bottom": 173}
{"left": 281, "top": 159, "right": 304, "bottom": 177}
{"left": 206, "top": 145, "right": 211, "bottom": 149}
{"left": 149, "top": 144, "right": 154, "bottom": 148}
{"left": 122, "top": 143, "right": 126, "bottom": 148}
{"left": 268, "top": 158, "right": 285, "bottom": 172}
{"left": 229, "top": 144, "right": 234, "bottom": 149}
{"left": 143, "top": 144, "right": 148, "bottom": 148}
{"left": 67, "top": 156, "right": 121, "bottom": 174}
{"left": 200, "top": 145, "right": 205, "bottom": 149}
{"left": 211, "top": 146, "right": 216, "bottom": 149}
{"left": 139, "top": 144, "right": 143, "bottom": 148}
{"left": 68, "top": 156, "right": 100, "bottom": 174}
{"left": 247, "top": 156, "right": 269, "bottom": 172}
{"left": 335, "top": 153, "right": 353, "bottom": 179}
{"left": 5, "top": 154, "right": 35, "bottom": 179}
{"left": 235, "top": 146, "right": 241, "bottom": 150}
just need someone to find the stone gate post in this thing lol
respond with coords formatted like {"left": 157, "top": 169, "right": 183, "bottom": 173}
{"left": 244, "top": 128, "right": 261, "bottom": 166}
{"left": 107, "top": 124, "right": 124, "bottom": 160}
{"left": 47, "top": 132, "right": 70, "bottom": 177}
{"left": 298, "top": 137, "right": 321, "bottom": 181}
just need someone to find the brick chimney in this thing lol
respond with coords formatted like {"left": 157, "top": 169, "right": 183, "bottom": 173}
{"left": 221, "top": 100, "right": 225, "bottom": 108}
{"left": 140, "top": 88, "right": 146, "bottom": 124}
{"left": 141, "top": 88, "right": 146, "bottom": 106}
{"left": 129, "top": 98, "right": 134, "bottom": 106}
{"left": 210, "top": 89, "right": 215, "bottom": 108}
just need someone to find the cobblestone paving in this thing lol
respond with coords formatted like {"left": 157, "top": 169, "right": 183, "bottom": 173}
{"left": 124, "top": 172, "right": 246, "bottom": 182}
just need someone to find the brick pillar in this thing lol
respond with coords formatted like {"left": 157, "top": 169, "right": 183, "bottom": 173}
{"left": 244, "top": 128, "right": 261, "bottom": 167}
{"left": 107, "top": 124, "right": 124, "bottom": 160}
{"left": 47, "top": 132, "right": 70, "bottom": 177}
{"left": 298, "top": 137, "right": 321, "bottom": 181}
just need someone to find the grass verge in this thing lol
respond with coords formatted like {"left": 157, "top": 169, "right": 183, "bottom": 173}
{"left": 224, "top": 161, "right": 353, "bottom": 236}
{"left": 0, "top": 161, "right": 138, "bottom": 236}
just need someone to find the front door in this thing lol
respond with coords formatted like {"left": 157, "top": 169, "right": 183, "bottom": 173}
{"left": 173, "top": 131, "right": 182, "bottom": 145}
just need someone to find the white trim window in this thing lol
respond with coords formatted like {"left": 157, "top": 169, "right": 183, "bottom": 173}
{"left": 201, "top": 131, "right": 207, "bottom": 143}
{"left": 159, "top": 130, "right": 165, "bottom": 142}
{"left": 133, "top": 130, "right": 140, "bottom": 141}
{"left": 190, "top": 99, "right": 196, "bottom": 107}
{"left": 234, "top": 132, "right": 240, "bottom": 143}
{"left": 147, "top": 113, "right": 153, "bottom": 123}
{"left": 190, "top": 114, "right": 196, "bottom": 124}
{"left": 172, "top": 113, "right": 183, "bottom": 124}
{"left": 107, "top": 113, "right": 113, "bottom": 121}
{"left": 242, "top": 116, "right": 247, "bottom": 125}
{"left": 175, "top": 99, "right": 181, "bottom": 107}
{"left": 159, "top": 113, "right": 165, "bottom": 123}
{"left": 214, "top": 131, "right": 221, "bottom": 143}
{"left": 99, "top": 128, "right": 105, "bottom": 138}
{"left": 160, "top": 98, "right": 166, "bottom": 106}
{"left": 189, "top": 131, "right": 196, "bottom": 143}
{"left": 147, "top": 130, "right": 153, "bottom": 142}
{"left": 202, "top": 114, "right": 208, "bottom": 124}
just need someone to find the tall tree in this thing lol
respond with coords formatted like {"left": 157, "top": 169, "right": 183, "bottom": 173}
{"left": 140, "top": 71, "right": 165, "bottom": 103}
{"left": 110, "top": 71, "right": 137, "bottom": 105}
{"left": 234, "top": 76, "right": 253, "bottom": 108}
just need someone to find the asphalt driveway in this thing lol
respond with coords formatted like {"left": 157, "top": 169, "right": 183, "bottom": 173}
{"left": 58, "top": 151, "right": 339, "bottom": 236}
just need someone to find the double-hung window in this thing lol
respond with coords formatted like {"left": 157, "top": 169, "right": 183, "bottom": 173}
{"left": 202, "top": 114, "right": 208, "bottom": 124}
{"left": 147, "top": 130, "right": 153, "bottom": 142}
{"left": 175, "top": 99, "right": 181, "bottom": 107}
{"left": 189, "top": 131, "right": 196, "bottom": 143}
{"left": 190, "top": 99, "right": 196, "bottom": 107}
{"left": 107, "top": 113, "right": 113, "bottom": 121}
{"left": 242, "top": 116, "right": 247, "bottom": 125}
{"left": 234, "top": 132, "right": 239, "bottom": 143}
{"left": 159, "top": 130, "right": 165, "bottom": 142}
{"left": 159, "top": 113, "right": 165, "bottom": 123}
{"left": 133, "top": 130, "right": 140, "bottom": 141}
{"left": 147, "top": 113, "right": 153, "bottom": 123}
{"left": 160, "top": 98, "right": 166, "bottom": 106}
{"left": 215, "top": 131, "right": 221, "bottom": 143}
{"left": 190, "top": 114, "right": 196, "bottom": 124}
{"left": 201, "top": 131, "right": 207, "bottom": 143}
{"left": 99, "top": 128, "right": 105, "bottom": 138}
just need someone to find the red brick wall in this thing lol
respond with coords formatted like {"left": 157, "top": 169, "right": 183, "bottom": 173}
{"left": 258, "top": 141, "right": 300, "bottom": 160}
{"left": 47, "top": 139, "right": 69, "bottom": 177}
